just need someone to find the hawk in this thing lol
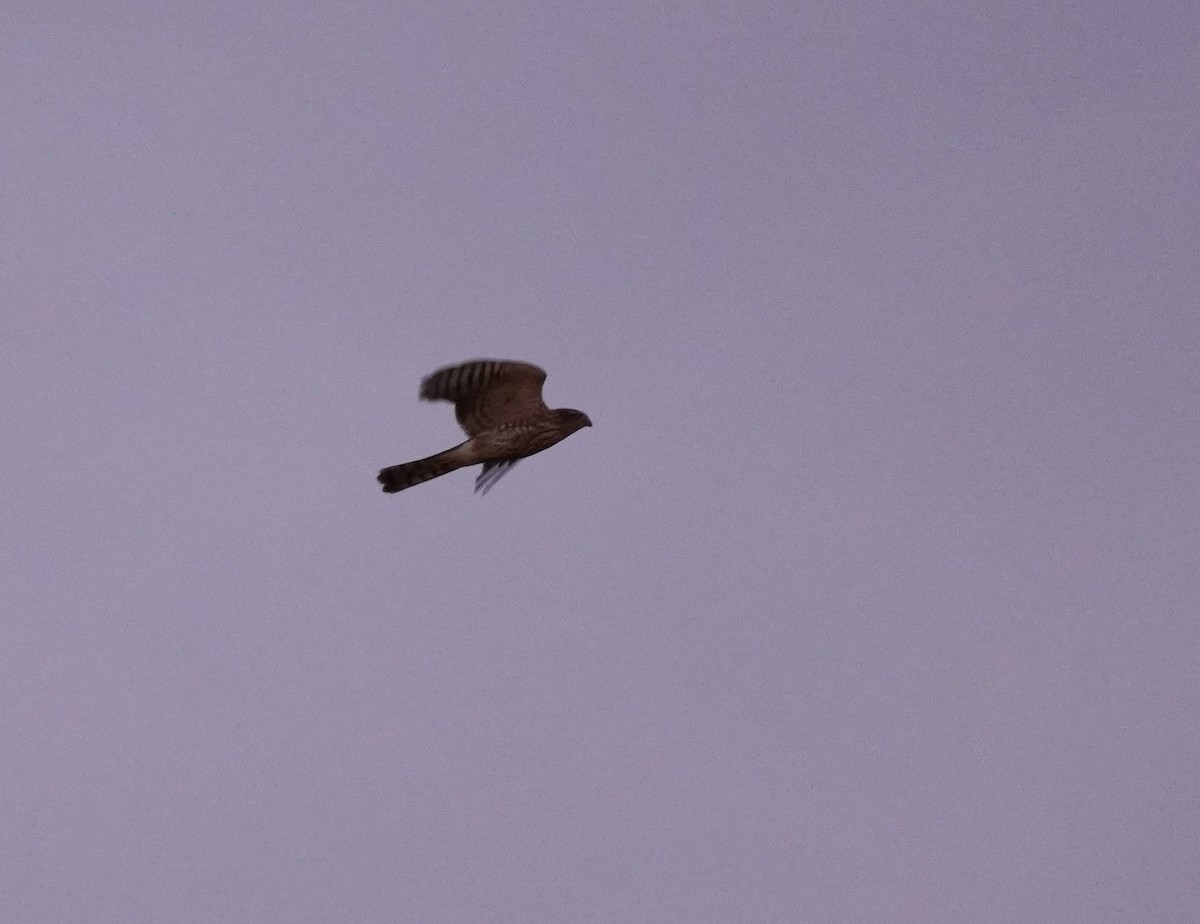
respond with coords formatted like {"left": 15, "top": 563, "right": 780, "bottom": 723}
{"left": 377, "top": 359, "right": 592, "bottom": 495}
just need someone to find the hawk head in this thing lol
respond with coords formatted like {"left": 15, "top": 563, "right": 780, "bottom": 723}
{"left": 556, "top": 408, "right": 593, "bottom": 432}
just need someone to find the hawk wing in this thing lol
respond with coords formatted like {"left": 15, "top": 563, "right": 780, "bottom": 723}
{"left": 419, "top": 359, "right": 549, "bottom": 436}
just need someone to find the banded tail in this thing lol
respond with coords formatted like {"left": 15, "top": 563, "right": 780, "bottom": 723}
{"left": 377, "top": 445, "right": 469, "bottom": 494}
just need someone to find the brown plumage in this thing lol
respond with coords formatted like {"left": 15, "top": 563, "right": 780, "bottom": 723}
{"left": 377, "top": 359, "right": 591, "bottom": 495}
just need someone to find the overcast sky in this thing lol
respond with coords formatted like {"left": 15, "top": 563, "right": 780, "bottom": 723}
{"left": 4, "top": 1, "right": 1198, "bottom": 921}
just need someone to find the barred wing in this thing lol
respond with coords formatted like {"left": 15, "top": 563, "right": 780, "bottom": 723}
{"left": 420, "top": 359, "right": 549, "bottom": 436}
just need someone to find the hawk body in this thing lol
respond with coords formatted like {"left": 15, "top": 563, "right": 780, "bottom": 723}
{"left": 377, "top": 359, "right": 591, "bottom": 495}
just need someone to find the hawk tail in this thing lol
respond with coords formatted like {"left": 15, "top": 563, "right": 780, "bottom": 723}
{"left": 377, "top": 445, "right": 468, "bottom": 494}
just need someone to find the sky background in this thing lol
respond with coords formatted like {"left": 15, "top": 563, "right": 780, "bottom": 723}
{"left": 3, "top": 1, "right": 1198, "bottom": 921}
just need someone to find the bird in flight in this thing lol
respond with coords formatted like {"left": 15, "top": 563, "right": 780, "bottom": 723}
{"left": 377, "top": 359, "right": 592, "bottom": 495}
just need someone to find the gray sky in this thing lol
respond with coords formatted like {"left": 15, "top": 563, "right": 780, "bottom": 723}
{"left": 4, "top": 1, "right": 1198, "bottom": 921}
